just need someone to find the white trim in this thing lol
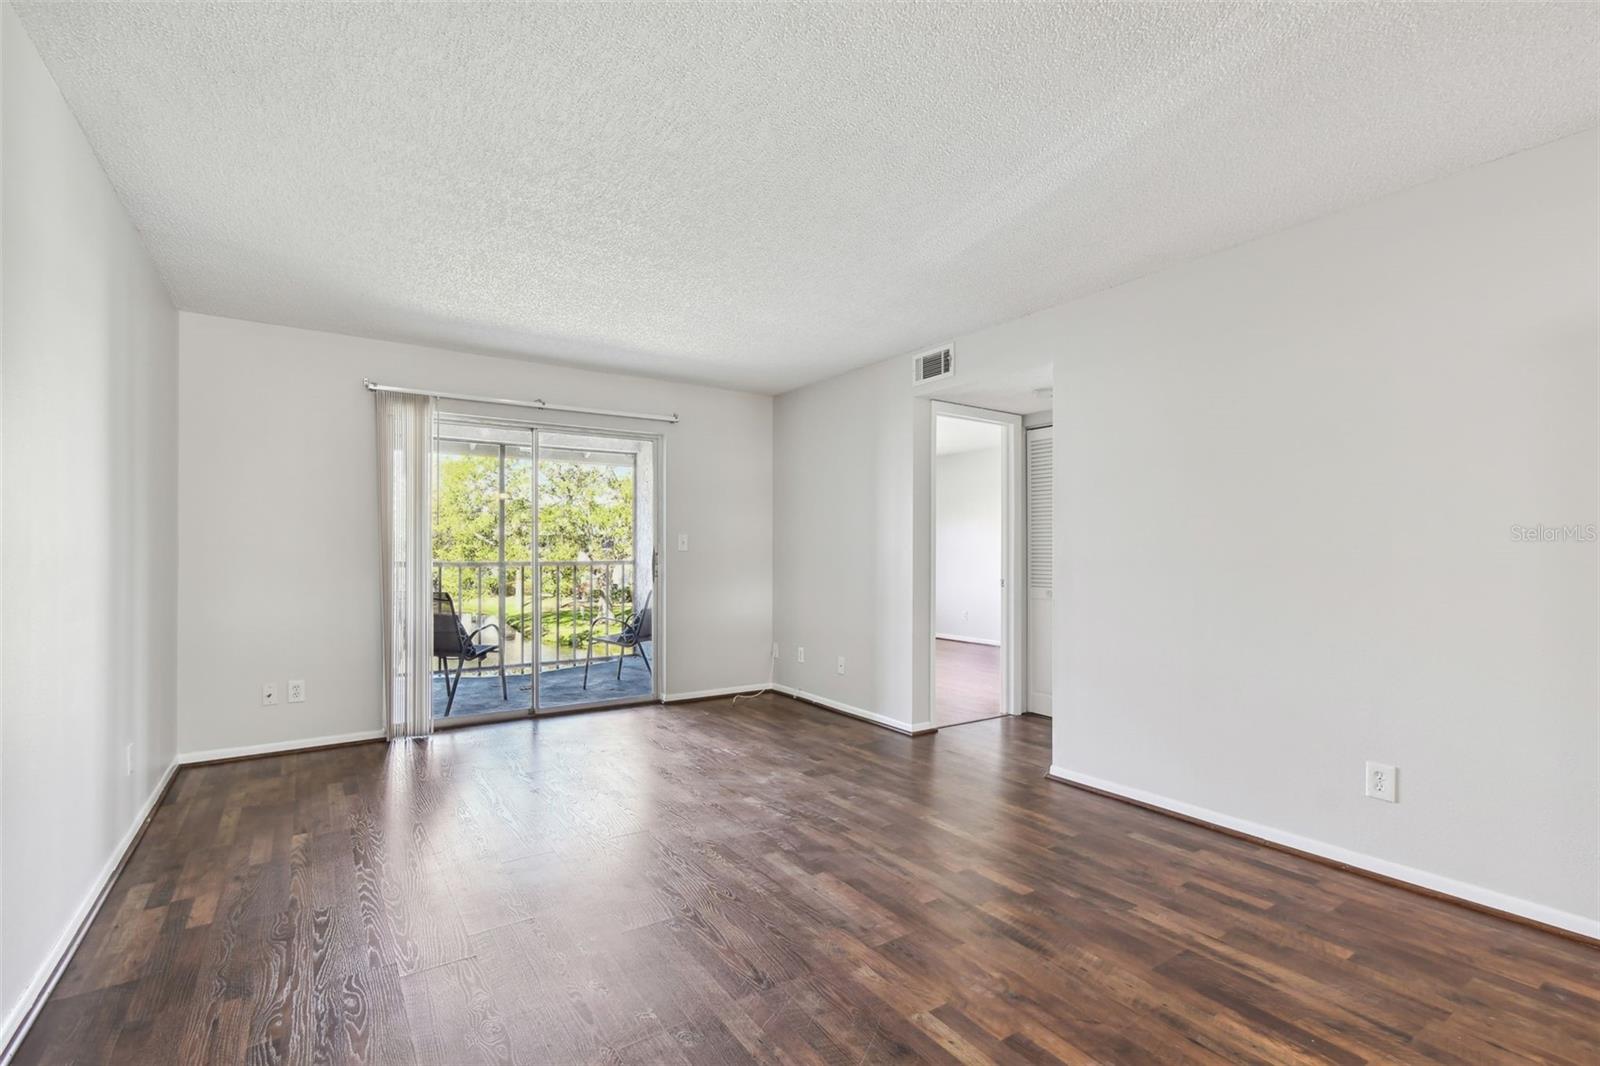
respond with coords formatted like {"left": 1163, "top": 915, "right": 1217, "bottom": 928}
{"left": 1047, "top": 766, "right": 1600, "bottom": 940}
{"left": 0, "top": 759, "right": 180, "bottom": 1063}
{"left": 935, "top": 633, "right": 1001, "bottom": 647}
{"left": 1027, "top": 690, "right": 1053, "bottom": 716}
{"left": 178, "top": 729, "right": 386, "bottom": 765}
{"left": 663, "top": 684, "right": 770, "bottom": 702}
{"left": 772, "top": 684, "right": 937, "bottom": 736}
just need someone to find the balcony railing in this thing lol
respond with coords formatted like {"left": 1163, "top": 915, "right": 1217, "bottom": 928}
{"left": 432, "top": 559, "right": 637, "bottom": 676}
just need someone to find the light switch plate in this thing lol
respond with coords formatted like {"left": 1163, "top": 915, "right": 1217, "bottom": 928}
{"left": 262, "top": 682, "right": 280, "bottom": 706}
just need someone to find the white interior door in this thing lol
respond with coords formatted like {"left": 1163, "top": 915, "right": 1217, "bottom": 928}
{"left": 1026, "top": 425, "right": 1054, "bottom": 716}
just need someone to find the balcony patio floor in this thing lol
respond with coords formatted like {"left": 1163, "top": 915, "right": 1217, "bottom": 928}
{"left": 432, "top": 644, "right": 653, "bottom": 719}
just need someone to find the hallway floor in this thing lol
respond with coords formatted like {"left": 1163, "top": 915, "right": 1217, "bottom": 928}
{"left": 933, "top": 637, "right": 1002, "bottom": 726}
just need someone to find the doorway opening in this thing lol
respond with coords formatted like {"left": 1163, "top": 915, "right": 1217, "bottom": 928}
{"left": 932, "top": 406, "right": 1018, "bottom": 727}
{"left": 429, "top": 416, "right": 659, "bottom": 723}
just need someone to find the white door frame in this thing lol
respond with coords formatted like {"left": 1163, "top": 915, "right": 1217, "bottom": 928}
{"left": 928, "top": 400, "right": 1026, "bottom": 720}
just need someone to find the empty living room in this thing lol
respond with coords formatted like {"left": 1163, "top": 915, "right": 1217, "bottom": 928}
{"left": 2, "top": 2, "right": 1597, "bottom": 1063}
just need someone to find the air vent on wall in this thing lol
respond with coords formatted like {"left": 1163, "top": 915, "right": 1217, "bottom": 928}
{"left": 912, "top": 346, "right": 954, "bottom": 384}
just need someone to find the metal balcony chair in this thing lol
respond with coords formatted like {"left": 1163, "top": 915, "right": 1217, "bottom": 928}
{"left": 433, "top": 590, "right": 505, "bottom": 716}
{"left": 583, "top": 589, "right": 652, "bottom": 689}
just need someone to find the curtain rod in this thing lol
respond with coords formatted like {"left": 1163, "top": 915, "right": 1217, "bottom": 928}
{"left": 363, "top": 380, "right": 679, "bottom": 424}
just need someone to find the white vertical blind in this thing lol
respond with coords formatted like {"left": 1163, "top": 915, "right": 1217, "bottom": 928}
{"left": 1026, "top": 426, "right": 1054, "bottom": 599}
{"left": 377, "top": 391, "right": 438, "bottom": 739}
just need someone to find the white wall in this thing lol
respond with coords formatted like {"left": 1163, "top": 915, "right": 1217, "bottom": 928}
{"left": 772, "top": 357, "right": 928, "bottom": 729}
{"left": 176, "top": 313, "right": 773, "bottom": 755}
{"left": 773, "top": 130, "right": 1596, "bottom": 931}
{"left": 1, "top": 1, "right": 178, "bottom": 1034}
{"left": 934, "top": 443, "right": 1002, "bottom": 643}
{"left": 970, "top": 129, "right": 1597, "bottom": 931}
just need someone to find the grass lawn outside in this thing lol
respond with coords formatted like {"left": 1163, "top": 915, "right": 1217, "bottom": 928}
{"left": 439, "top": 570, "right": 636, "bottom": 665}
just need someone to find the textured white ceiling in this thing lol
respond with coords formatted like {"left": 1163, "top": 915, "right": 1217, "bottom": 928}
{"left": 14, "top": 2, "right": 1598, "bottom": 393}
{"left": 936, "top": 417, "right": 1003, "bottom": 456}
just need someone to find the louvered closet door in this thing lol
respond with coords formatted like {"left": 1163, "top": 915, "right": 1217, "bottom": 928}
{"left": 1025, "top": 427, "right": 1053, "bottom": 716}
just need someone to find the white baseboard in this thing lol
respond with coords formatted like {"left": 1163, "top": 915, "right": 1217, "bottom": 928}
{"left": 1, "top": 759, "right": 180, "bottom": 1063}
{"left": 935, "top": 633, "right": 1001, "bottom": 647}
{"left": 772, "top": 684, "right": 936, "bottom": 736}
{"left": 1027, "top": 690, "right": 1053, "bottom": 716}
{"left": 663, "top": 683, "right": 769, "bottom": 702}
{"left": 178, "top": 729, "right": 387, "bottom": 765}
{"left": 1048, "top": 766, "right": 1600, "bottom": 941}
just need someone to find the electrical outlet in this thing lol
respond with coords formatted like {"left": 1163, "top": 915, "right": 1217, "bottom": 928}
{"left": 125, "top": 742, "right": 134, "bottom": 776}
{"left": 771, "top": 642, "right": 780, "bottom": 660}
{"left": 287, "top": 679, "right": 307, "bottom": 704}
{"left": 262, "top": 682, "right": 280, "bottom": 706}
{"left": 1365, "top": 761, "right": 1397, "bottom": 803}
{"left": 797, "top": 646, "right": 806, "bottom": 664}
{"left": 836, "top": 656, "right": 846, "bottom": 675}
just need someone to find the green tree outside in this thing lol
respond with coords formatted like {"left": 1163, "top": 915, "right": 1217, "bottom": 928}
{"left": 432, "top": 450, "right": 635, "bottom": 662}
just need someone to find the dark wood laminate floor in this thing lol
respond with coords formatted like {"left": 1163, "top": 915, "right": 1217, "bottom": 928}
{"left": 17, "top": 696, "right": 1598, "bottom": 1065}
{"left": 934, "top": 638, "right": 1003, "bottom": 727}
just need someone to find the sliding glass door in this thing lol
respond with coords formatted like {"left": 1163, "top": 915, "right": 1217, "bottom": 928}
{"left": 534, "top": 432, "right": 656, "bottom": 710}
{"left": 430, "top": 422, "right": 535, "bottom": 720}
{"left": 430, "top": 416, "right": 659, "bottom": 723}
